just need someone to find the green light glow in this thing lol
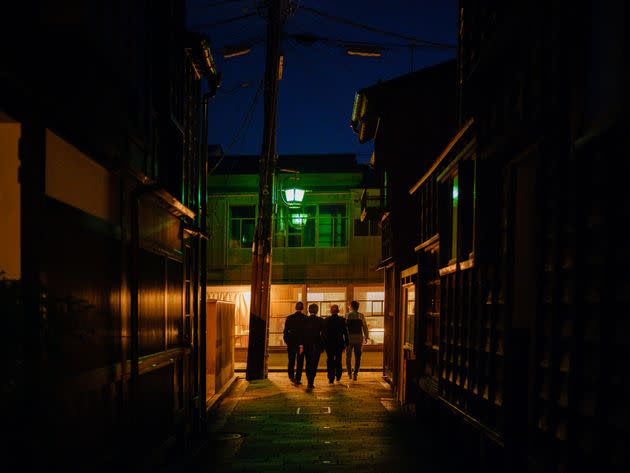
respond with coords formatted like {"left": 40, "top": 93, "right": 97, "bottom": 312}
{"left": 290, "top": 213, "right": 308, "bottom": 227}
{"left": 285, "top": 188, "right": 305, "bottom": 203}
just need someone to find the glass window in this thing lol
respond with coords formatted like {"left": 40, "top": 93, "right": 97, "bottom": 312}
{"left": 450, "top": 174, "right": 459, "bottom": 261}
{"left": 318, "top": 204, "right": 347, "bottom": 247}
{"left": 441, "top": 160, "right": 474, "bottom": 265}
{"left": 230, "top": 205, "right": 255, "bottom": 248}
{"left": 404, "top": 284, "right": 416, "bottom": 350}
{"left": 354, "top": 219, "right": 380, "bottom": 236}
{"left": 352, "top": 286, "right": 384, "bottom": 345}
{"left": 287, "top": 205, "right": 316, "bottom": 247}
{"left": 274, "top": 204, "right": 347, "bottom": 248}
{"left": 307, "top": 286, "right": 346, "bottom": 316}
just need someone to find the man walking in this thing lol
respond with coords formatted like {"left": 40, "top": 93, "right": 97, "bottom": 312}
{"left": 345, "top": 300, "right": 370, "bottom": 381}
{"left": 323, "top": 304, "right": 349, "bottom": 384}
{"left": 283, "top": 302, "right": 306, "bottom": 384}
{"left": 303, "top": 303, "right": 324, "bottom": 390}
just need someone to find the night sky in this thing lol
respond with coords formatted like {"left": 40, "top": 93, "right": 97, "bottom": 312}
{"left": 187, "top": 0, "right": 458, "bottom": 162}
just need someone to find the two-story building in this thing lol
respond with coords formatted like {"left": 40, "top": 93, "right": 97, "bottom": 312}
{"left": 349, "top": 2, "right": 628, "bottom": 473}
{"left": 350, "top": 60, "right": 457, "bottom": 401}
{"left": 1, "top": 2, "right": 220, "bottom": 471}
{"left": 205, "top": 152, "right": 384, "bottom": 363}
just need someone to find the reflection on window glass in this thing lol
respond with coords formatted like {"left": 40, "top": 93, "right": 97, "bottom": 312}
{"left": 287, "top": 205, "right": 316, "bottom": 247}
{"left": 230, "top": 205, "right": 255, "bottom": 248}
{"left": 404, "top": 285, "right": 416, "bottom": 350}
{"left": 274, "top": 204, "right": 347, "bottom": 248}
{"left": 274, "top": 205, "right": 316, "bottom": 247}
{"left": 307, "top": 286, "right": 346, "bottom": 315}
{"left": 451, "top": 175, "right": 459, "bottom": 261}
{"left": 318, "top": 204, "right": 346, "bottom": 247}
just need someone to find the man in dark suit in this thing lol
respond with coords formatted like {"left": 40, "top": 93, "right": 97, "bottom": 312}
{"left": 283, "top": 302, "right": 306, "bottom": 384}
{"left": 323, "top": 304, "right": 349, "bottom": 384}
{"left": 303, "top": 303, "right": 324, "bottom": 390}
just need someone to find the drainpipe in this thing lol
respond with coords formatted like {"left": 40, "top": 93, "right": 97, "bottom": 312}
{"left": 198, "top": 90, "right": 213, "bottom": 430}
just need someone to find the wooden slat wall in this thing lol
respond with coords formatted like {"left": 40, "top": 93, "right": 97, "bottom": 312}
{"left": 527, "top": 126, "right": 629, "bottom": 472}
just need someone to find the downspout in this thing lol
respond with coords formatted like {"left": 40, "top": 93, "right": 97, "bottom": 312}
{"left": 186, "top": 30, "right": 220, "bottom": 431}
{"left": 199, "top": 89, "right": 213, "bottom": 428}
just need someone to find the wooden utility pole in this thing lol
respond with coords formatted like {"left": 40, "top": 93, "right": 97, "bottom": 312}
{"left": 246, "top": 0, "right": 284, "bottom": 380}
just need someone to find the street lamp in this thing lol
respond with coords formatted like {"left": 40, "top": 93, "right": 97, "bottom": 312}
{"left": 278, "top": 172, "right": 307, "bottom": 227}
{"left": 284, "top": 187, "right": 305, "bottom": 205}
{"left": 278, "top": 169, "right": 304, "bottom": 208}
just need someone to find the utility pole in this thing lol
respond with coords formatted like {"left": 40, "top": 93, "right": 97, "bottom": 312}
{"left": 246, "top": 0, "right": 284, "bottom": 380}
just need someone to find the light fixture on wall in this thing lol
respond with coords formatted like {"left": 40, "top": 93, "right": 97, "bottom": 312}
{"left": 279, "top": 172, "right": 307, "bottom": 227}
{"left": 284, "top": 188, "right": 305, "bottom": 204}
{"left": 278, "top": 169, "right": 305, "bottom": 209}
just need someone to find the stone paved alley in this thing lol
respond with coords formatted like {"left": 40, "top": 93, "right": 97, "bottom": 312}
{"left": 165, "top": 372, "right": 445, "bottom": 473}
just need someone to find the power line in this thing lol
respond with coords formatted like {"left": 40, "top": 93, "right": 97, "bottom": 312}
{"left": 301, "top": 6, "right": 456, "bottom": 50}
{"left": 234, "top": 83, "right": 264, "bottom": 151}
{"left": 192, "top": 0, "right": 251, "bottom": 8}
{"left": 289, "top": 32, "right": 421, "bottom": 50}
{"left": 227, "top": 78, "right": 264, "bottom": 151}
{"left": 214, "top": 35, "right": 265, "bottom": 55}
{"left": 191, "top": 12, "right": 257, "bottom": 29}
{"left": 206, "top": 76, "right": 264, "bottom": 239}
{"left": 208, "top": 77, "right": 264, "bottom": 177}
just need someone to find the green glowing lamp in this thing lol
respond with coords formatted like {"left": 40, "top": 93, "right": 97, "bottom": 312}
{"left": 290, "top": 213, "right": 308, "bottom": 227}
{"left": 284, "top": 188, "right": 305, "bottom": 204}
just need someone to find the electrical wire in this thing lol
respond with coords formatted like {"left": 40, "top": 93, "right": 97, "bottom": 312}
{"left": 192, "top": 0, "right": 251, "bottom": 8}
{"left": 289, "top": 32, "right": 419, "bottom": 50}
{"left": 234, "top": 82, "right": 264, "bottom": 151}
{"left": 190, "top": 11, "right": 258, "bottom": 30}
{"left": 208, "top": 76, "right": 264, "bottom": 177}
{"left": 214, "top": 35, "right": 265, "bottom": 57}
{"left": 300, "top": 5, "right": 456, "bottom": 50}
{"left": 205, "top": 76, "right": 264, "bottom": 237}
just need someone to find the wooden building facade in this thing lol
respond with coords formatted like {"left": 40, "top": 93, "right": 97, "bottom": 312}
{"left": 350, "top": 60, "right": 458, "bottom": 404}
{"left": 205, "top": 153, "right": 384, "bottom": 355}
{"left": 1, "top": 2, "right": 221, "bottom": 471}
{"left": 406, "top": 1, "right": 628, "bottom": 472}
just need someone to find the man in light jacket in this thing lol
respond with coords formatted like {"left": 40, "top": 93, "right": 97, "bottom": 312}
{"left": 345, "top": 300, "right": 370, "bottom": 381}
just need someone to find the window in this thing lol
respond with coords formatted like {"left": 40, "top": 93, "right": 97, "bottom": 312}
{"left": 354, "top": 286, "right": 385, "bottom": 345}
{"left": 229, "top": 205, "right": 255, "bottom": 248}
{"left": 288, "top": 205, "right": 316, "bottom": 247}
{"left": 450, "top": 174, "right": 459, "bottom": 261}
{"left": 274, "top": 204, "right": 347, "bottom": 248}
{"left": 422, "top": 247, "right": 440, "bottom": 380}
{"left": 403, "top": 284, "right": 416, "bottom": 350}
{"left": 440, "top": 160, "right": 474, "bottom": 265}
{"left": 354, "top": 219, "right": 380, "bottom": 236}
{"left": 307, "top": 286, "right": 346, "bottom": 316}
{"left": 318, "top": 204, "right": 347, "bottom": 247}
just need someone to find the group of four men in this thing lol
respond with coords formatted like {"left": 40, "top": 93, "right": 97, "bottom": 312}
{"left": 282, "top": 300, "right": 370, "bottom": 390}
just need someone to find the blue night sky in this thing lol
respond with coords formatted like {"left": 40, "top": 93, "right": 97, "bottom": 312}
{"left": 187, "top": 0, "right": 458, "bottom": 163}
